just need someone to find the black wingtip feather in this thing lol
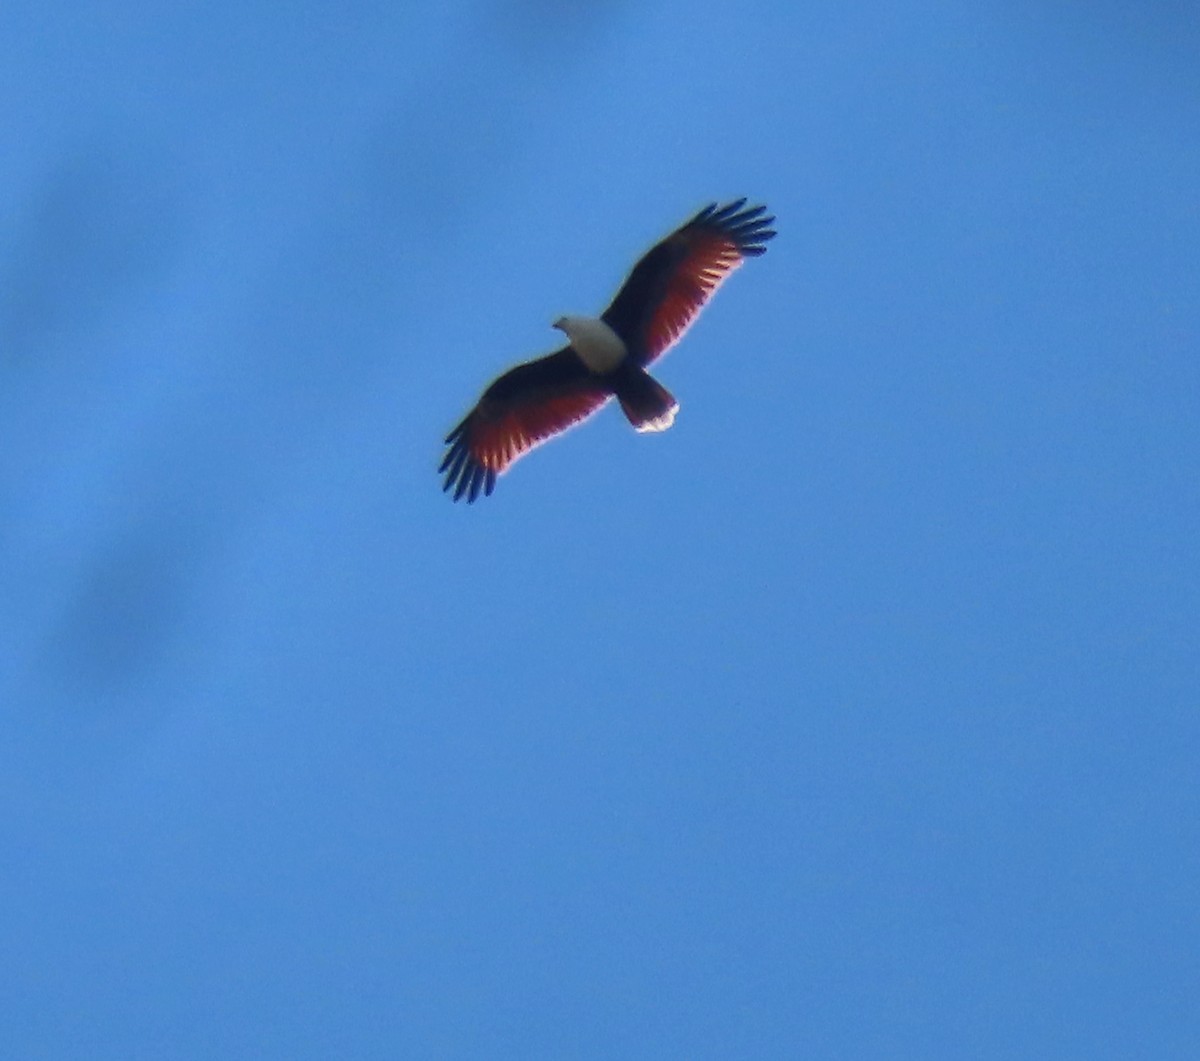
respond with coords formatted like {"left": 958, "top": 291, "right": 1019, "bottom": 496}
{"left": 729, "top": 203, "right": 766, "bottom": 224}
{"left": 691, "top": 199, "right": 777, "bottom": 255}
{"left": 446, "top": 448, "right": 470, "bottom": 485}
{"left": 452, "top": 467, "right": 470, "bottom": 502}
{"left": 440, "top": 424, "right": 498, "bottom": 504}
{"left": 469, "top": 464, "right": 487, "bottom": 503}
{"left": 710, "top": 197, "right": 749, "bottom": 222}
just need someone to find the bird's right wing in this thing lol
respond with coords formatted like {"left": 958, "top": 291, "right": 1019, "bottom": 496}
{"left": 440, "top": 348, "right": 611, "bottom": 502}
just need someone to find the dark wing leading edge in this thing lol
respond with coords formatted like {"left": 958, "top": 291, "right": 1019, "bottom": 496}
{"left": 440, "top": 348, "right": 611, "bottom": 502}
{"left": 601, "top": 199, "right": 776, "bottom": 367}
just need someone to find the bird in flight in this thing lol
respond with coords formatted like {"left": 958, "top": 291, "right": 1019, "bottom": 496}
{"left": 439, "top": 198, "right": 776, "bottom": 502}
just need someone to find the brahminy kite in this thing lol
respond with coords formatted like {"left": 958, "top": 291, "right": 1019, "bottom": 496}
{"left": 440, "top": 198, "right": 776, "bottom": 502}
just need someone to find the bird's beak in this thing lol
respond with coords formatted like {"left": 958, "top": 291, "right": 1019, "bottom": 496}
{"left": 552, "top": 317, "right": 565, "bottom": 332}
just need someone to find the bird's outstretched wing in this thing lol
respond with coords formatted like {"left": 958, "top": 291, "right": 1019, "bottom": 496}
{"left": 601, "top": 199, "right": 776, "bottom": 366}
{"left": 439, "top": 348, "right": 611, "bottom": 502}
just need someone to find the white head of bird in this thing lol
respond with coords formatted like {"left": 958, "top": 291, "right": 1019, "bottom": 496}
{"left": 553, "top": 315, "right": 627, "bottom": 373}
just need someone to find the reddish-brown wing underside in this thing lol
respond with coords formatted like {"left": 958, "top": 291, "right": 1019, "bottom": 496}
{"left": 440, "top": 349, "right": 610, "bottom": 502}
{"left": 602, "top": 200, "right": 776, "bottom": 366}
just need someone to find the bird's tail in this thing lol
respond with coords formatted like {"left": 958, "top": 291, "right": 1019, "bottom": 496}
{"left": 614, "top": 367, "right": 679, "bottom": 433}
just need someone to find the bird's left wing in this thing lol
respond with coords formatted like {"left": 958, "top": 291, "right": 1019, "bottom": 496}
{"left": 601, "top": 199, "right": 776, "bottom": 366}
{"left": 440, "top": 348, "right": 610, "bottom": 502}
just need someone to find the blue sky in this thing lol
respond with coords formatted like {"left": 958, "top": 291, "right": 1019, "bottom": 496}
{"left": 2, "top": 2, "right": 1198, "bottom": 1057}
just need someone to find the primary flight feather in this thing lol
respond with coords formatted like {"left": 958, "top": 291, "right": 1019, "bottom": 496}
{"left": 440, "top": 198, "right": 776, "bottom": 502}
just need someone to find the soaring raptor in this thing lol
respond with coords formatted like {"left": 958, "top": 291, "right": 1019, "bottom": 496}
{"left": 440, "top": 199, "right": 776, "bottom": 502}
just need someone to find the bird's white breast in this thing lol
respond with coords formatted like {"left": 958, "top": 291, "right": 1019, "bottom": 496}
{"left": 561, "top": 316, "right": 627, "bottom": 374}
